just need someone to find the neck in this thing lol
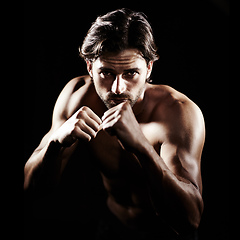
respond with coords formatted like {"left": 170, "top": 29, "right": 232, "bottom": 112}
{"left": 132, "top": 89, "right": 146, "bottom": 117}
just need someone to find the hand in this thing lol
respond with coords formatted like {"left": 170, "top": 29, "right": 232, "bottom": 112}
{"left": 50, "top": 106, "right": 102, "bottom": 147}
{"left": 101, "top": 102, "right": 147, "bottom": 152}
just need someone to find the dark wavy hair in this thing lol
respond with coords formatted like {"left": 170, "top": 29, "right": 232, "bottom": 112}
{"left": 80, "top": 8, "right": 159, "bottom": 63}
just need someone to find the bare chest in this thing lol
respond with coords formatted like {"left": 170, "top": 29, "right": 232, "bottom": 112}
{"left": 85, "top": 123, "right": 163, "bottom": 206}
{"left": 89, "top": 123, "right": 162, "bottom": 177}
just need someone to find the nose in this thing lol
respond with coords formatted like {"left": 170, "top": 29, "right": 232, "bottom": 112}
{"left": 111, "top": 75, "right": 127, "bottom": 94}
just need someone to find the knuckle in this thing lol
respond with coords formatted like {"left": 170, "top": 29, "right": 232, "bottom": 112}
{"left": 80, "top": 106, "right": 88, "bottom": 112}
{"left": 77, "top": 108, "right": 87, "bottom": 118}
{"left": 91, "top": 121, "right": 99, "bottom": 132}
{"left": 76, "top": 118, "right": 84, "bottom": 127}
{"left": 77, "top": 111, "right": 84, "bottom": 118}
{"left": 90, "top": 130, "right": 97, "bottom": 139}
{"left": 86, "top": 135, "right": 92, "bottom": 142}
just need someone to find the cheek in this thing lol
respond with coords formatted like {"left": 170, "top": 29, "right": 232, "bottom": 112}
{"left": 92, "top": 77, "right": 110, "bottom": 98}
{"left": 130, "top": 76, "right": 146, "bottom": 90}
{"left": 95, "top": 79, "right": 112, "bottom": 92}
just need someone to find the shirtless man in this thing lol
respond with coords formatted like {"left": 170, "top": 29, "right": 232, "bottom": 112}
{"left": 24, "top": 9, "right": 205, "bottom": 240}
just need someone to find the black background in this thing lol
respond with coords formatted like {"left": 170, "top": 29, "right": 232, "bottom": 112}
{"left": 24, "top": 0, "right": 229, "bottom": 239}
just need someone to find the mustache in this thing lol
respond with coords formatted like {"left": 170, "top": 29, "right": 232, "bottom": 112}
{"left": 106, "top": 92, "right": 132, "bottom": 100}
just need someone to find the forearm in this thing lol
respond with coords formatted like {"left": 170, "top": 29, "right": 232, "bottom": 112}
{"left": 134, "top": 144, "right": 204, "bottom": 232}
{"left": 24, "top": 140, "right": 63, "bottom": 192}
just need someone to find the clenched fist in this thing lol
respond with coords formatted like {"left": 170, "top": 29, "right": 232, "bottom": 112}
{"left": 101, "top": 101, "right": 148, "bottom": 152}
{"left": 50, "top": 106, "right": 102, "bottom": 147}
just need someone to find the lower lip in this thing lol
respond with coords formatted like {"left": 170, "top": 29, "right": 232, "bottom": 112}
{"left": 110, "top": 99, "right": 128, "bottom": 105}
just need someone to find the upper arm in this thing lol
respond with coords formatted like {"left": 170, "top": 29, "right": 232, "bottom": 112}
{"left": 34, "top": 77, "right": 86, "bottom": 152}
{"left": 160, "top": 100, "right": 205, "bottom": 192}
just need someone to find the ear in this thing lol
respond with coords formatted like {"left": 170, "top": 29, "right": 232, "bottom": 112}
{"left": 146, "top": 61, "right": 153, "bottom": 79}
{"left": 86, "top": 60, "right": 93, "bottom": 78}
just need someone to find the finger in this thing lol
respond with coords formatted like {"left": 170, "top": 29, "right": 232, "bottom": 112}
{"left": 102, "top": 102, "right": 127, "bottom": 122}
{"left": 101, "top": 111, "right": 120, "bottom": 127}
{"left": 84, "top": 114, "right": 102, "bottom": 132}
{"left": 77, "top": 119, "right": 98, "bottom": 139}
{"left": 102, "top": 110, "right": 120, "bottom": 125}
{"left": 101, "top": 115, "right": 121, "bottom": 131}
{"left": 83, "top": 107, "right": 102, "bottom": 125}
{"left": 72, "top": 125, "right": 92, "bottom": 142}
{"left": 76, "top": 107, "right": 102, "bottom": 131}
{"left": 102, "top": 105, "right": 119, "bottom": 122}
{"left": 76, "top": 107, "right": 102, "bottom": 125}
{"left": 102, "top": 105, "right": 122, "bottom": 122}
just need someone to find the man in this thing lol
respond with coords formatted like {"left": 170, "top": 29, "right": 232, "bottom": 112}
{"left": 24, "top": 9, "right": 205, "bottom": 240}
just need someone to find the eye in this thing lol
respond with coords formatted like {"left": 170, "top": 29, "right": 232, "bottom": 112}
{"left": 100, "top": 71, "right": 115, "bottom": 79}
{"left": 124, "top": 71, "right": 138, "bottom": 78}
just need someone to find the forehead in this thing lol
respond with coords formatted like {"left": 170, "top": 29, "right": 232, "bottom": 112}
{"left": 93, "top": 49, "right": 147, "bottom": 70}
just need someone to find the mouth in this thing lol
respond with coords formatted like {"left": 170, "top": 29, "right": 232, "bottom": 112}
{"left": 103, "top": 93, "right": 132, "bottom": 108}
{"left": 109, "top": 98, "right": 128, "bottom": 104}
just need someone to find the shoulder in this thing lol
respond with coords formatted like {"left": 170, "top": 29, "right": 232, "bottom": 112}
{"left": 52, "top": 75, "right": 92, "bottom": 128}
{"left": 145, "top": 84, "right": 192, "bottom": 107}
{"left": 146, "top": 84, "right": 205, "bottom": 146}
{"left": 58, "top": 75, "right": 91, "bottom": 98}
{"left": 146, "top": 84, "right": 204, "bottom": 121}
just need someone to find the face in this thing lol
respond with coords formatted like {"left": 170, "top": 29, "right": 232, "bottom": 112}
{"left": 87, "top": 49, "right": 153, "bottom": 109}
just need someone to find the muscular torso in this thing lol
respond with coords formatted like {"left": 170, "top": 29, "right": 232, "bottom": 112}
{"left": 58, "top": 76, "right": 194, "bottom": 230}
{"left": 89, "top": 125, "right": 159, "bottom": 229}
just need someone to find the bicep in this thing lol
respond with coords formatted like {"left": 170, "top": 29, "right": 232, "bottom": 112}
{"left": 161, "top": 143, "right": 202, "bottom": 191}
{"left": 160, "top": 103, "right": 205, "bottom": 192}
{"left": 34, "top": 78, "right": 81, "bottom": 153}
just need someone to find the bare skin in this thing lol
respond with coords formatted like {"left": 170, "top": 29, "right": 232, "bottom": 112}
{"left": 24, "top": 49, "right": 205, "bottom": 235}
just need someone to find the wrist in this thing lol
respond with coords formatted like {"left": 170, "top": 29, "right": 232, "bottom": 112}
{"left": 48, "top": 139, "right": 63, "bottom": 149}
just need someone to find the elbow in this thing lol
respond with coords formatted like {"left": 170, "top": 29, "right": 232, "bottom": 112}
{"left": 169, "top": 199, "right": 204, "bottom": 236}
{"left": 188, "top": 209, "right": 202, "bottom": 230}
{"left": 176, "top": 193, "right": 204, "bottom": 234}
{"left": 187, "top": 194, "right": 204, "bottom": 230}
{"left": 24, "top": 162, "right": 33, "bottom": 191}
{"left": 176, "top": 205, "right": 203, "bottom": 236}
{"left": 24, "top": 159, "right": 40, "bottom": 192}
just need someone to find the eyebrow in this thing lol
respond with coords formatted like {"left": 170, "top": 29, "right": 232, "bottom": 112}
{"left": 124, "top": 68, "right": 141, "bottom": 73}
{"left": 99, "top": 67, "right": 141, "bottom": 72}
{"left": 99, "top": 67, "right": 114, "bottom": 72}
